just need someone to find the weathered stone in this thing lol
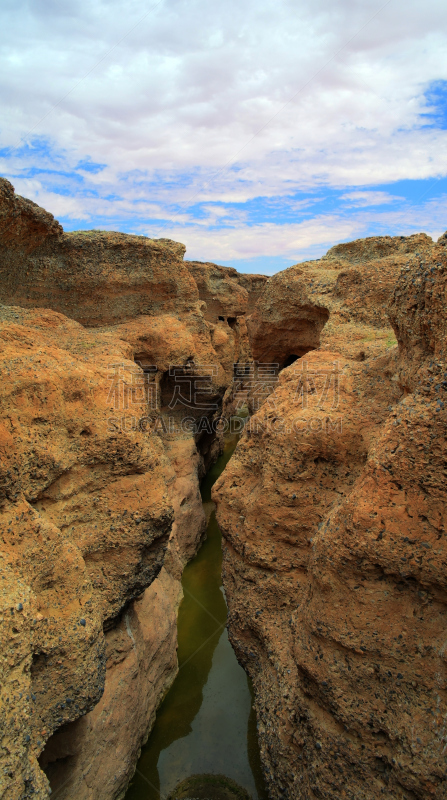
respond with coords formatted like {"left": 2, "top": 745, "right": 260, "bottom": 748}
{"left": 214, "top": 241, "right": 447, "bottom": 800}
{"left": 247, "top": 233, "right": 434, "bottom": 368}
{"left": 0, "top": 181, "right": 263, "bottom": 800}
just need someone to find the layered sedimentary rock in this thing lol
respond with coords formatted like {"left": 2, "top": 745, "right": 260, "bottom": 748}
{"left": 0, "top": 180, "right": 262, "bottom": 800}
{"left": 214, "top": 235, "right": 447, "bottom": 799}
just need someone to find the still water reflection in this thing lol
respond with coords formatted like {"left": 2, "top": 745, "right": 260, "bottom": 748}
{"left": 125, "top": 430, "right": 267, "bottom": 800}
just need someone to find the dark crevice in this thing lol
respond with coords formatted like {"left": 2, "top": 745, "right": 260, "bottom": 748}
{"left": 39, "top": 716, "right": 87, "bottom": 797}
{"left": 281, "top": 346, "right": 316, "bottom": 370}
{"left": 283, "top": 354, "right": 299, "bottom": 368}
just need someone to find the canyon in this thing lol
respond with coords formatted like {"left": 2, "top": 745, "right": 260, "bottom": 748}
{"left": 0, "top": 176, "right": 446, "bottom": 800}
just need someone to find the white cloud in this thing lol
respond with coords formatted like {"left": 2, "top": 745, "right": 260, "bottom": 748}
{"left": 1, "top": 2, "right": 447, "bottom": 166}
{"left": 340, "top": 190, "right": 403, "bottom": 206}
{"left": 178, "top": 217, "right": 359, "bottom": 263}
{"left": 2, "top": 0, "right": 447, "bottom": 250}
{"left": 156, "top": 194, "right": 447, "bottom": 268}
{"left": 6, "top": 172, "right": 447, "bottom": 271}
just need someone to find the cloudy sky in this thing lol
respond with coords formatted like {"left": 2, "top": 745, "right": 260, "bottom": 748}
{"left": 2, "top": 0, "right": 447, "bottom": 273}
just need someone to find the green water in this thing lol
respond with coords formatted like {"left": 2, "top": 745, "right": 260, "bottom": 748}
{"left": 125, "top": 430, "right": 267, "bottom": 800}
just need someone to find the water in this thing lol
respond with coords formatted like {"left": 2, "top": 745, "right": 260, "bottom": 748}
{"left": 125, "top": 429, "right": 267, "bottom": 800}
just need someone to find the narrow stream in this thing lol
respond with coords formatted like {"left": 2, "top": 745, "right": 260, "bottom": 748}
{"left": 125, "top": 426, "right": 267, "bottom": 800}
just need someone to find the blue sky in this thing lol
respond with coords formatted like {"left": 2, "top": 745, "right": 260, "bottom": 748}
{"left": 2, "top": 0, "right": 447, "bottom": 274}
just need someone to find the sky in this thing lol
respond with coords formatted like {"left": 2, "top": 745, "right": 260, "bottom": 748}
{"left": 1, "top": 0, "right": 447, "bottom": 274}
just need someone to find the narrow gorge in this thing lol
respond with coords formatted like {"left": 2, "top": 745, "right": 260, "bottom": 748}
{"left": 0, "top": 177, "right": 446, "bottom": 800}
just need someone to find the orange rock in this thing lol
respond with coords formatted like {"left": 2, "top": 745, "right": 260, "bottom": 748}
{"left": 246, "top": 232, "right": 434, "bottom": 368}
{"left": 214, "top": 239, "right": 447, "bottom": 800}
{"left": 0, "top": 178, "right": 198, "bottom": 327}
{"left": 0, "top": 181, "right": 265, "bottom": 799}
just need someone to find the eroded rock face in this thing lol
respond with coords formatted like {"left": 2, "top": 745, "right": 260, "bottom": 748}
{"left": 237, "top": 273, "right": 269, "bottom": 315}
{"left": 184, "top": 260, "right": 267, "bottom": 416}
{"left": 214, "top": 240, "right": 447, "bottom": 799}
{"left": 185, "top": 261, "right": 250, "bottom": 323}
{"left": 0, "top": 179, "right": 62, "bottom": 251}
{"left": 0, "top": 183, "right": 264, "bottom": 800}
{"left": 0, "top": 178, "right": 198, "bottom": 327}
{"left": 185, "top": 261, "right": 267, "bottom": 323}
{"left": 0, "top": 304, "right": 214, "bottom": 800}
{"left": 5, "top": 175, "right": 445, "bottom": 800}
{"left": 247, "top": 233, "right": 434, "bottom": 368}
{"left": 0, "top": 307, "right": 177, "bottom": 798}
{"left": 40, "top": 568, "right": 182, "bottom": 800}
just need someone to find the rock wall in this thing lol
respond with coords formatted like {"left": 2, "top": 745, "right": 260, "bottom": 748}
{"left": 214, "top": 235, "right": 447, "bottom": 799}
{"left": 0, "top": 180, "right": 199, "bottom": 327}
{"left": 0, "top": 180, "right": 263, "bottom": 800}
{"left": 185, "top": 259, "right": 266, "bottom": 416}
{"left": 185, "top": 261, "right": 267, "bottom": 324}
{"left": 0, "top": 305, "right": 200, "bottom": 800}
{"left": 247, "top": 233, "right": 433, "bottom": 368}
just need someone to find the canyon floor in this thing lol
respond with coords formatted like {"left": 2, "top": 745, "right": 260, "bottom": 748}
{"left": 0, "top": 177, "right": 446, "bottom": 800}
